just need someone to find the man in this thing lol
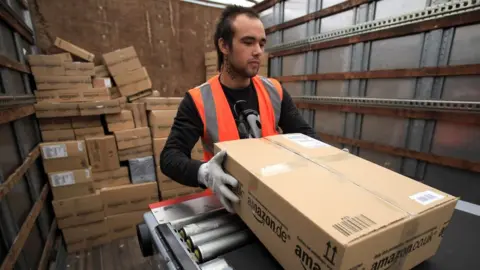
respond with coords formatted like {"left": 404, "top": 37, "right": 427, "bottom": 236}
{"left": 160, "top": 5, "right": 317, "bottom": 212}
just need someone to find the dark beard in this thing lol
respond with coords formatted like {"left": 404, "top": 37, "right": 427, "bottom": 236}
{"left": 225, "top": 58, "right": 256, "bottom": 80}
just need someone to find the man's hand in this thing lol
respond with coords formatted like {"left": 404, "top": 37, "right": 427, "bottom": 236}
{"left": 198, "top": 150, "right": 240, "bottom": 213}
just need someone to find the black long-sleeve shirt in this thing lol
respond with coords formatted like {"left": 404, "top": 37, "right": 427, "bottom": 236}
{"left": 160, "top": 80, "right": 317, "bottom": 187}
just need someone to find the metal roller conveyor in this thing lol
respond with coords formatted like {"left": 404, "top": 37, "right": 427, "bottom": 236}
{"left": 186, "top": 222, "right": 246, "bottom": 250}
{"left": 194, "top": 229, "right": 252, "bottom": 263}
{"left": 179, "top": 213, "right": 239, "bottom": 239}
{"left": 169, "top": 208, "right": 227, "bottom": 231}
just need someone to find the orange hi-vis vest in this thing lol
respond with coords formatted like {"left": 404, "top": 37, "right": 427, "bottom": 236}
{"left": 189, "top": 75, "right": 284, "bottom": 161}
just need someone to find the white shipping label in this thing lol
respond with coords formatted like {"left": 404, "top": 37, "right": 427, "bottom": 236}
{"left": 285, "top": 134, "right": 330, "bottom": 148}
{"left": 50, "top": 171, "right": 75, "bottom": 187}
{"left": 410, "top": 190, "right": 445, "bottom": 206}
{"left": 41, "top": 144, "right": 68, "bottom": 159}
{"left": 105, "top": 78, "right": 112, "bottom": 88}
{"left": 77, "top": 141, "right": 84, "bottom": 152}
{"left": 85, "top": 169, "right": 91, "bottom": 178}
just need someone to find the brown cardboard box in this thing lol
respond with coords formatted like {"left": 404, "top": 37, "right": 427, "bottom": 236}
{"left": 102, "top": 46, "right": 142, "bottom": 76}
{"left": 27, "top": 53, "right": 72, "bottom": 66}
{"left": 78, "top": 99, "right": 122, "bottom": 116}
{"left": 82, "top": 88, "right": 112, "bottom": 101}
{"left": 41, "top": 129, "right": 75, "bottom": 142}
{"left": 64, "top": 62, "right": 95, "bottom": 76}
{"left": 101, "top": 182, "right": 159, "bottom": 216}
{"left": 110, "top": 87, "right": 122, "bottom": 99}
{"left": 40, "top": 140, "right": 89, "bottom": 172}
{"left": 160, "top": 186, "right": 201, "bottom": 200}
{"left": 31, "top": 66, "right": 66, "bottom": 76}
{"left": 128, "top": 89, "right": 152, "bottom": 102}
{"left": 92, "top": 167, "right": 130, "bottom": 190}
{"left": 92, "top": 77, "right": 112, "bottom": 88}
{"left": 118, "top": 144, "right": 153, "bottom": 161}
{"left": 63, "top": 219, "right": 110, "bottom": 253}
{"left": 148, "top": 110, "right": 176, "bottom": 138}
{"left": 34, "top": 75, "right": 92, "bottom": 90}
{"left": 34, "top": 102, "right": 80, "bottom": 118}
{"left": 145, "top": 97, "right": 182, "bottom": 110}
{"left": 114, "top": 68, "right": 151, "bottom": 97}
{"left": 71, "top": 116, "right": 102, "bottom": 128}
{"left": 153, "top": 138, "right": 167, "bottom": 165}
{"left": 38, "top": 117, "right": 72, "bottom": 131}
{"left": 52, "top": 192, "right": 104, "bottom": 229}
{"left": 54, "top": 37, "right": 95, "bottom": 62}
{"left": 155, "top": 166, "right": 185, "bottom": 191}
{"left": 105, "top": 110, "right": 135, "bottom": 132}
{"left": 94, "top": 65, "right": 109, "bottom": 77}
{"left": 214, "top": 135, "right": 458, "bottom": 270}
{"left": 106, "top": 210, "right": 145, "bottom": 241}
{"left": 126, "top": 102, "right": 148, "bottom": 128}
{"left": 117, "top": 96, "right": 127, "bottom": 109}
{"left": 85, "top": 136, "right": 120, "bottom": 172}
{"left": 113, "top": 127, "right": 151, "bottom": 150}
{"left": 35, "top": 89, "right": 83, "bottom": 103}
{"left": 49, "top": 168, "right": 94, "bottom": 200}
{"left": 74, "top": 127, "right": 104, "bottom": 140}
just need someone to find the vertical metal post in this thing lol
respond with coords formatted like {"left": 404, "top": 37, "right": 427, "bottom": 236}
{"left": 303, "top": 0, "right": 317, "bottom": 125}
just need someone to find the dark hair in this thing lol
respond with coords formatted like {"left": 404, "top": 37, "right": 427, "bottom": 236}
{"left": 214, "top": 5, "right": 260, "bottom": 71}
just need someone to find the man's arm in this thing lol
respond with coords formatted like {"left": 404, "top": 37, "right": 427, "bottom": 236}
{"left": 278, "top": 87, "right": 319, "bottom": 139}
{"left": 159, "top": 93, "right": 205, "bottom": 187}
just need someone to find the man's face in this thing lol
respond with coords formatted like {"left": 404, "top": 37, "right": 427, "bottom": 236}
{"left": 226, "top": 14, "right": 266, "bottom": 78}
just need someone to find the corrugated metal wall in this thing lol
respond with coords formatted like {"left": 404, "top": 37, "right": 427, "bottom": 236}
{"left": 261, "top": 0, "right": 479, "bottom": 206}
{"left": 0, "top": 0, "right": 53, "bottom": 269}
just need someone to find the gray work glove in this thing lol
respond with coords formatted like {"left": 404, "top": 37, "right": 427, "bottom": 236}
{"left": 198, "top": 150, "right": 240, "bottom": 213}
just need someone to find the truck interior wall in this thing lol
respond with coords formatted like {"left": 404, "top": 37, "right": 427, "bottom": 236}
{"left": 28, "top": 0, "right": 222, "bottom": 97}
{"left": 262, "top": 0, "right": 480, "bottom": 208}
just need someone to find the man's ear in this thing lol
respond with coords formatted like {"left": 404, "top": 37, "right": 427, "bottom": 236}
{"left": 218, "top": 38, "right": 229, "bottom": 56}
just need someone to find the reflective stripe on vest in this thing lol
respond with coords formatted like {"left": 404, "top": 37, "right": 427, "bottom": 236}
{"left": 189, "top": 75, "right": 283, "bottom": 161}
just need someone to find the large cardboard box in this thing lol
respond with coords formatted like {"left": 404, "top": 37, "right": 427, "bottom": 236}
{"left": 40, "top": 140, "right": 89, "bottom": 173}
{"left": 78, "top": 99, "right": 122, "bottom": 116}
{"left": 34, "top": 102, "right": 80, "bottom": 118}
{"left": 106, "top": 211, "right": 145, "bottom": 241}
{"left": 31, "top": 66, "right": 66, "bottom": 76}
{"left": 92, "top": 167, "right": 130, "bottom": 190}
{"left": 64, "top": 62, "right": 95, "bottom": 76}
{"left": 148, "top": 110, "right": 176, "bottom": 138}
{"left": 41, "top": 129, "right": 75, "bottom": 142}
{"left": 34, "top": 75, "right": 92, "bottom": 90}
{"left": 105, "top": 110, "right": 135, "bottom": 132}
{"left": 52, "top": 192, "right": 104, "bottom": 229}
{"left": 155, "top": 166, "right": 185, "bottom": 191}
{"left": 71, "top": 116, "right": 101, "bottom": 129}
{"left": 74, "top": 126, "right": 104, "bottom": 140}
{"left": 102, "top": 46, "right": 142, "bottom": 76}
{"left": 118, "top": 144, "right": 153, "bottom": 161}
{"left": 127, "top": 89, "right": 152, "bottom": 102}
{"left": 35, "top": 88, "right": 111, "bottom": 103}
{"left": 54, "top": 37, "right": 95, "bottom": 62}
{"left": 86, "top": 136, "right": 120, "bottom": 172}
{"left": 126, "top": 102, "right": 148, "bottom": 128}
{"left": 101, "top": 182, "right": 159, "bottom": 216}
{"left": 145, "top": 97, "right": 182, "bottom": 110}
{"left": 62, "top": 220, "right": 110, "bottom": 253}
{"left": 114, "top": 127, "right": 151, "bottom": 150}
{"left": 48, "top": 168, "right": 95, "bottom": 200}
{"left": 38, "top": 117, "right": 72, "bottom": 131}
{"left": 214, "top": 135, "right": 458, "bottom": 270}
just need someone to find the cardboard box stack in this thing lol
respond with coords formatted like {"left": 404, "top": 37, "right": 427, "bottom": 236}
{"left": 215, "top": 134, "right": 458, "bottom": 270}
{"left": 146, "top": 97, "right": 203, "bottom": 199}
{"left": 30, "top": 39, "right": 167, "bottom": 253}
{"left": 204, "top": 51, "right": 269, "bottom": 81}
{"left": 102, "top": 46, "right": 152, "bottom": 101}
